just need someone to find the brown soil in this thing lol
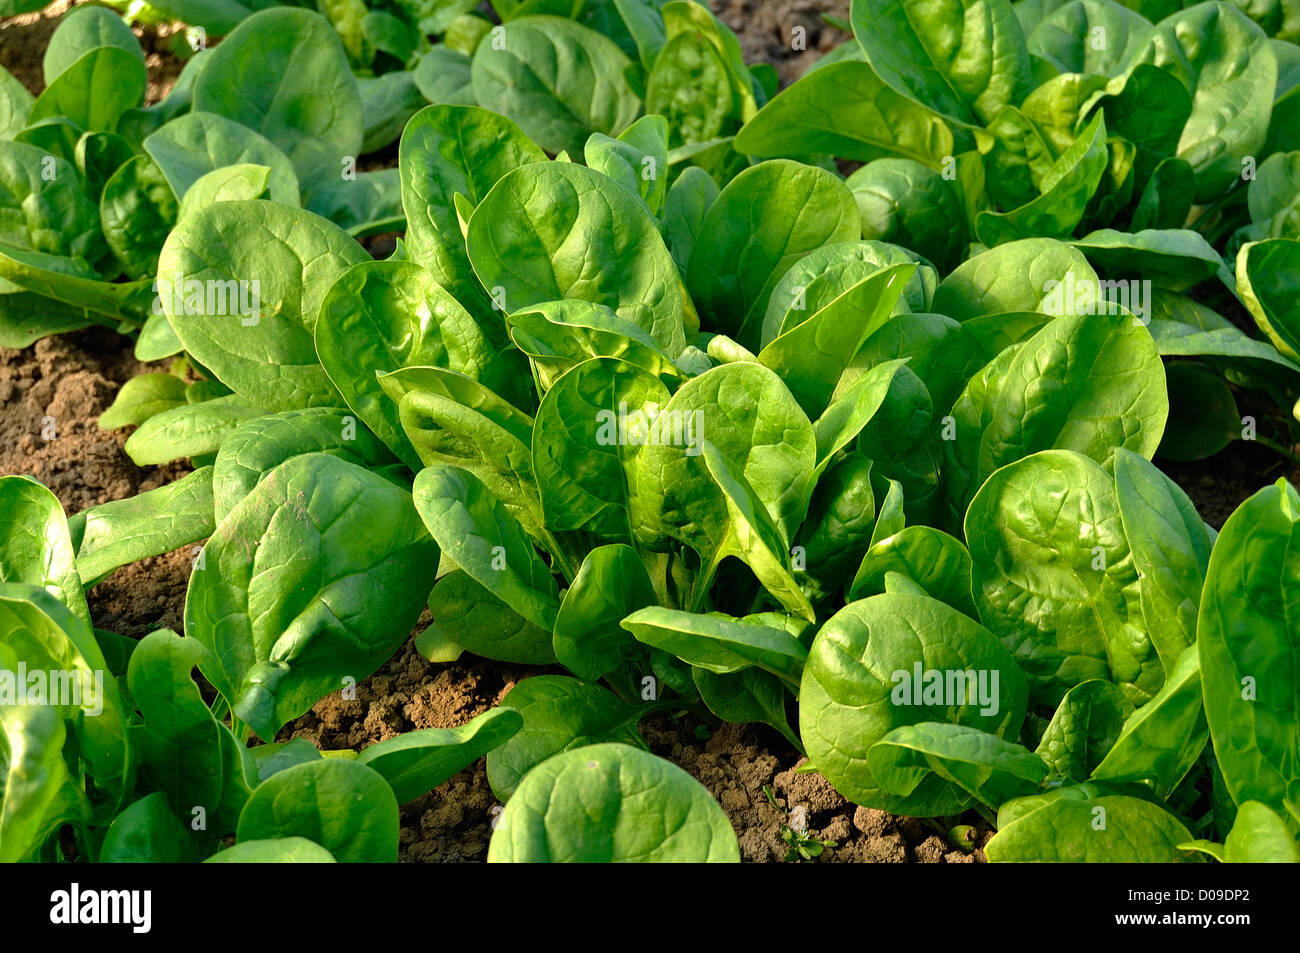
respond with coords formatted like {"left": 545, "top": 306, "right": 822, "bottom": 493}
{"left": 1, "top": 0, "right": 188, "bottom": 105}
{"left": 713, "top": 0, "right": 852, "bottom": 86}
{"left": 1165, "top": 440, "right": 1298, "bottom": 530}
{"left": 0, "top": 328, "right": 189, "bottom": 515}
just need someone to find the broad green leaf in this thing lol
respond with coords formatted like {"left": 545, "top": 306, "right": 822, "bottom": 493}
{"left": 157, "top": 200, "right": 367, "bottom": 412}
{"left": 687, "top": 159, "right": 860, "bottom": 348}
{"left": 734, "top": 61, "right": 955, "bottom": 166}
{"left": 236, "top": 759, "right": 398, "bottom": 863}
{"left": 1091, "top": 644, "right": 1207, "bottom": 797}
{"left": 412, "top": 465, "right": 559, "bottom": 631}
{"left": 532, "top": 357, "right": 672, "bottom": 541}
{"left": 379, "top": 366, "right": 543, "bottom": 535}
{"left": 470, "top": 16, "right": 640, "bottom": 155}
{"left": 97, "top": 372, "right": 187, "bottom": 430}
{"left": 1198, "top": 479, "right": 1300, "bottom": 823}
{"left": 485, "top": 675, "right": 645, "bottom": 800}
{"left": 192, "top": 8, "right": 363, "bottom": 186}
{"left": 356, "top": 707, "right": 524, "bottom": 803}
{"left": 144, "top": 111, "right": 299, "bottom": 206}
{"left": 987, "top": 791, "right": 1199, "bottom": 861}
{"left": 851, "top": 0, "right": 1033, "bottom": 125}
{"left": 553, "top": 544, "right": 657, "bottom": 681}
{"left": 488, "top": 743, "right": 739, "bottom": 862}
{"left": 1113, "top": 448, "right": 1211, "bottom": 673}
{"left": 467, "top": 160, "right": 691, "bottom": 356}
{"left": 211, "top": 407, "right": 398, "bottom": 521}
{"left": 73, "top": 467, "right": 215, "bottom": 586}
{"left": 205, "top": 837, "right": 337, "bottom": 862}
{"left": 965, "top": 450, "right": 1156, "bottom": 706}
{"left": 185, "top": 454, "right": 438, "bottom": 741}
{"left": 0, "top": 475, "right": 90, "bottom": 625}
{"left": 427, "top": 570, "right": 555, "bottom": 664}
{"left": 123, "top": 394, "right": 266, "bottom": 467}
{"left": 800, "top": 592, "right": 1028, "bottom": 813}
{"left": 315, "top": 259, "right": 493, "bottom": 471}
{"left": 99, "top": 792, "right": 201, "bottom": 862}
{"left": 868, "top": 722, "right": 1047, "bottom": 811}
{"left": 1035, "top": 679, "right": 1127, "bottom": 781}
{"left": 622, "top": 606, "right": 808, "bottom": 682}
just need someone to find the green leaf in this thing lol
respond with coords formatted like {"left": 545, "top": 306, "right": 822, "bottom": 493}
{"left": 398, "top": 104, "right": 546, "bottom": 326}
{"left": 622, "top": 606, "right": 808, "bottom": 682}
{"left": 987, "top": 790, "right": 1199, "bottom": 861}
{"left": 470, "top": 16, "right": 640, "bottom": 156}
{"left": 0, "top": 475, "right": 90, "bottom": 625}
{"left": 1221, "top": 801, "right": 1300, "bottom": 862}
{"left": 868, "top": 722, "right": 1047, "bottom": 811}
{"left": 31, "top": 47, "right": 145, "bottom": 133}
{"left": 1113, "top": 447, "right": 1211, "bottom": 672}
{"left": 629, "top": 361, "right": 816, "bottom": 561}
{"left": 799, "top": 592, "right": 1029, "bottom": 813}
{"left": 192, "top": 8, "right": 362, "bottom": 186}
{"left": 99, "top": 154, "right": 178, "bottom": 280}
{"left": 931, "top": 237, "right": 1098, "bottom": 320}
{"left": 157, "top": 199, "right": 367, "bottom": 412}
{"left": 757, "top": 264, "right": 913, "bottom": 419}
{"left": 0, "top": 584, "right": 131, "bottom": 818}
{"left": 1198, "top": 479, "right": 1300, "bottom": 823}
{"left": 124, "top": 394, "right": 266, "bottom": 466}
{"left": 99, "top": 792, "right": 201, "bottom": 862}
{"left": 427, "top": 570, "right": 555, "bottom": 664}
{"left": 532, "top": 356, "right": 672, "bottom": 541}
{"left": 1035, "top": 679, "right": 1127, "bottom": 782}
{"left": 850, "top": 0, "right": 1032, "bottom": 125}
{"left": 966, "top": 450, "right": 1157, "bottom": 707}
{"left": 316, "top": 259, "right": 495, "bottom": 471}
{"left": 412, "top": 46, "right": 476, "bottom": 106}
{"left": 412, "top": 465, "right": 559, "bottom": 631}
{"left": 849, "top": 525, "right": 976, "bottom": 616}
{"left": 485, "top": 675, "right": 645, "bottom": 800}
{"left": 43, "top": 4, "right": 144, "bottom": 85}
{"left": 357, "top": 707, "right": 523, "bottom": 804}
{"left": 467, "top": 160, "right": 691, "bottom": 356}
{"left": 1126, "top": 2, "right": 1276, "bottom": 202}
{"left": 205, "top": 837, "right": 337, "bottom": 862}
{"left": 127, "top": 630, "right": 254, "bottom": 840}
{"left": 97, "top": 372, "right": 188, "bottom": 430}
{"left": 1091, "top": 644, "right": 1207, "bottom": 797}
{"left": 74, "top": 467, "right": 215, "bottom": 586}
{"left": 144, "top": 111, "right": 299, "bottom": 206}
{"left": 585, "top": 115, "right": 669, "bottom": 215}
{"left": 975, "top": 112, "right": 1109, "bottom": 246}
{"left": 236, "top": 759, "right": 399, "bottom": 863}
{"left": 488, "top": 742, "right": 739, "bottom": 862}
{"left": 185, "top": 454, "right": 438, "bottom": 741}
{"left": 0, "top": 704, "right": 89, "bottom": 862}
{"left": 687, "top": 159, "right": 860, "bottom": 348}
{"left": 734, "top": 60, "right": 955, "bottom": 167}
{"left": 1238, "top": 238, "right": 1300, "bottom": 362}
{"left": 379, "top": 366, "right": 542, "bottom": 535}
{"left": 553, "top": 544, "right": 657, "bottom": 681}
{"left": 943, "top": 311, "right": 1167, "bottom": 521}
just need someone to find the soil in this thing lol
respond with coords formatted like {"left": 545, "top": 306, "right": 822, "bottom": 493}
{"left": 713, "top": 0, "right": 853, "bottom": 87}
{"left": 1, "top": 0, "right": 187, "bottom": 105}
{"left": 2, "top": 0, "right": 1294, "bottom": 865}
